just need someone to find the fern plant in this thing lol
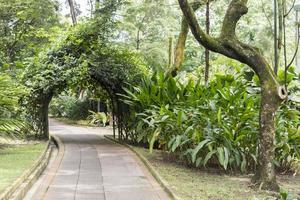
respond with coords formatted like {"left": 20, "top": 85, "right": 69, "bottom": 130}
{"left": 87, "top": 110, "right": 108, "bottom": 126}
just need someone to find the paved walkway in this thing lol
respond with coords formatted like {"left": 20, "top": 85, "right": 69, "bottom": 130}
{"left": 24, "top": 119, "right": 169, "bottom": 200}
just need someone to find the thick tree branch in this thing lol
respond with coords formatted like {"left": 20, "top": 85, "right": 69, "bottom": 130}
{"left": 221, "top": 0, "right": 248, "bottom": 39}
{"left": 178, "top": 0, "right": 242, "bottom": 62}
{"left": 171, "top": 0, "right": 205, "bottom": 76}
{"left": 178, "top": 0, "right": 281, "bottom": 87}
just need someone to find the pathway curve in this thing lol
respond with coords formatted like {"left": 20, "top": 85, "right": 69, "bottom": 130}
{"left": 24, "top": 119, "right": 169, "bottom": 200}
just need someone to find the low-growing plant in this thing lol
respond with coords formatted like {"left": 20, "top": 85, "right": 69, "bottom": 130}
{"left": 87, "top": 110, "right": 108, "bottom": 126}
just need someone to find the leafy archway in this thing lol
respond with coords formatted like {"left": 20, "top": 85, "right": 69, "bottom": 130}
{"left": 22, "top": 19, "right": 147, "bottom": 139}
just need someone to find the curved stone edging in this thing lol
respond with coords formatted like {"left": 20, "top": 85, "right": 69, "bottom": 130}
{"left": 31, "top": 134, "right": 65, "bottom": 200}
{"left": 103, "top": 135, "right": 180, "bottom": 200}
{"left": 0, "top": 137, "right": 55, "bottom": 200}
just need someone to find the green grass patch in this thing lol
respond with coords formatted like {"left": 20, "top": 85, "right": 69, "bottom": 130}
{"left": 52, "top": 117, "right": 90, "bottom": 126}
{"left": 0, "top": 142, "right": 46, "bottom": 193}
{"left": 132, "top": 146, "right": 300, "bottom": 200}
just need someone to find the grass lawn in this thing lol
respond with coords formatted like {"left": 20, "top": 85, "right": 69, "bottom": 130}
{"left": 132, "top": 146, "right": 300, "bottom": 200}
{"left": 0, "top": 142, "right": 46, "bottom": 193}
{"left": 52, "top": 117, "right": 90, "bottom": 126}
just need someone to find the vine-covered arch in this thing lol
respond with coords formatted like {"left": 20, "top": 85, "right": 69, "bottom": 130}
{"left": 22, "top": 19, "right": 147, "bottom": 139}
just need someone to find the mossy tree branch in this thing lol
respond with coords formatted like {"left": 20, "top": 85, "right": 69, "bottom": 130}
{"left": 171, "top": 0, "right": 206, "bottom": 76}
{"left": 178, "top": 0, "right": 285, "bottom": 95}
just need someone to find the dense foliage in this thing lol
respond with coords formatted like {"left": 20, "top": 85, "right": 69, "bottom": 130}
{"left": 49, "top": 95, "right": 90, "bottom": 120}
{"left": 123, "top": 69, "right": 300, "bottom": 173}
{"left": 0, "top": 73, "right": 28, "bottom": 137}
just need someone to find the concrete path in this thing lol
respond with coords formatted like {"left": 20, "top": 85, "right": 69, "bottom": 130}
{"left": 24, "top": 119, "right": 169, "bottom": 200}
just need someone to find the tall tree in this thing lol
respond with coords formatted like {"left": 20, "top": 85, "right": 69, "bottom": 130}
{"left": 0, "top": 0, "right": 59, "bottom": 70}
{"left": 178, "top": 0, "right": 287, "bottom": 191}
{"left": 121, "top": 0, "right": 177, "bottom": 68}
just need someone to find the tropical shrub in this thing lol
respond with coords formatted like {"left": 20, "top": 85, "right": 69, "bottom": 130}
{"left": 87, "top": 111, "right": 108, "bottom": 126}
{"left": 0, "top": 73, "right": 28, "bottom": 137}
{"left": 122, "top": 70, "right": 300, "bottom": 173}
{"left": 49, "top": 95, "right": 90, "bottom": 120}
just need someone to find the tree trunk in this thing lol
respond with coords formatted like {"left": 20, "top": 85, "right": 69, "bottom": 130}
{"left": 37, "top": 96, "right": 52, "bottom": 139}
{"left": 136, "top": 29, "right": 141, "bottom": 50}
{"left": 67, "top": 0, "right": 77, "bottom": 25}
{"left": 168, "top": 36, "right": 174, "bottom": 69}
{"left": 172, "top": 19, "right": 189, "bottom": 76}
{"left": 253, "top": 94, "right": 279, "bottom": 190}
{"left": 249, "top": 58, "right": 286, "bottom": 191}
{"left": 178, "top": 0, "right": 288, "bottom": 191}
{"left": 204, "top": 0, "right": 210, "bottom": 84}
{"left": 277, "top": 0, "right": 283, "bottom": 73}
{"left": 252, "top": 78, "right": 284, "bottom": 191}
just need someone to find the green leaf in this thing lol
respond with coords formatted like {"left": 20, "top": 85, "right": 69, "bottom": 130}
{"left": 217, "top": 107, "right": 222, "bottom": 125}
{"left": 149, "top": 128, "right": 160, "bottom": 153}
{"left": 224, "top": 147, "right": 229, "bottom": 170}
{"left": 171, "top": 135, "right": 182, "bottom": 152}
{"left": 217, "top": 147, "right": 225, "bottom": 166}
{"left": 192, "top": 139, "right": 210, "bottom": 163}
{"left": 203, "top": 150, "right": 217, "bottom": 166}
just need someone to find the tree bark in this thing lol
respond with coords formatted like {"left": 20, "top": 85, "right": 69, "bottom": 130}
{"left": 172, "top": 19, "right": 189, "bottom": 76}
{"left": 178, "top": 0, "right": 287, "bottom": 191}
{"left": 204, "top": 0, "right": 210, "bottom": 84}
{"left": 36, "top": 94, "right": 52, "bottom": 139}
{"left": 277, "top": 0, "right": 283, "bottom": 74}
{"left": 171, "top": 1, "right": 203, "bottom": 77}
{"left": 136, "top": 29, "right": 141, "bottom": 50}
{"left": 252, "top": 81, "right": 282, "bottom": 190}
{"left": 168, "top": 36, "right": 174, "bottom": 69}
{"left": 67, "top": 0, "right": 77, "bottom": 25}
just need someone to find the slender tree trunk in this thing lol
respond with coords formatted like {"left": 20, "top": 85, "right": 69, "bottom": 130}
{"left": 168, "top": 36, "right": 174, "bottom": 69}
{"left": 274, "top": 0, "right": 278, "bottom": 74}
{"left": 136, "top": 29, "right": 141, "bottom": 50}
{"left": 204, "top": 0, "right": 210, "bottom": 85}
{"left": 172, "top": 19, "right": 189, "bottom": 76}
{"left": 88, "top": 0, "right": 93, "bottom": 17}
{"left": 277, "top": 0, "right": 283, "bottom": 71}
{"left": 67, "top": 0, "right": 77, "bottom": 25}
{"left": 112, "top": 98, "right": 116, "bottom": 139}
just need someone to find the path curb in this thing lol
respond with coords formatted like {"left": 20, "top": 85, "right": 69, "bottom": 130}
{"left": 31, "top": 134, "right": 65, "bottom": 200}
{"left": 104, "top": 135, "right": 180, "bottom": 200}
{"left": 0, "top": 137, "right": 56, "bottom": 200}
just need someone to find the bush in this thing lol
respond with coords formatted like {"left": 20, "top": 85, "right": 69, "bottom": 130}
{"left": 49, "top": 95, "right": 90, "bottom": 120}
{"left": 0, "top": 74, "right": 28, "bottom": 138}
{"left": 122, "top": 70, "right": 300, "bottom": 173}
